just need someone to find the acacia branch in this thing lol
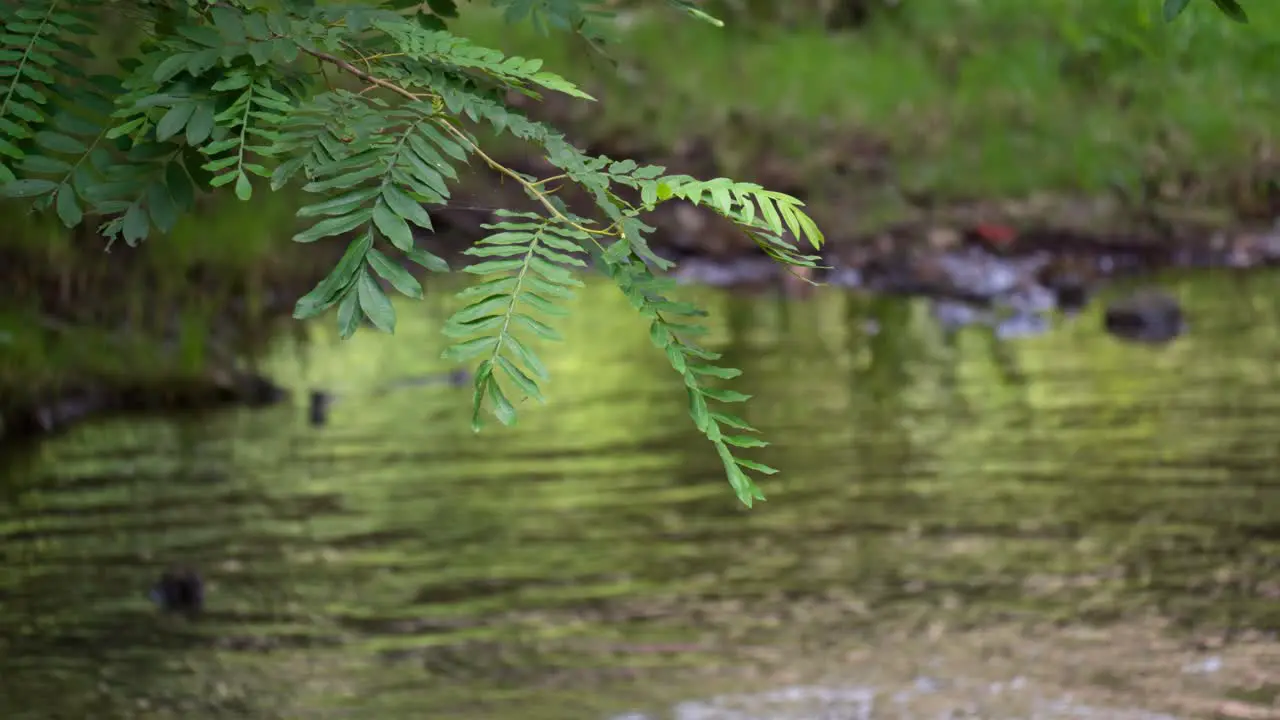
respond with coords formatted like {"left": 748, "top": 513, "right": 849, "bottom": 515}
{"left": 299, "top": 45, "right": 620, "bottom": 245}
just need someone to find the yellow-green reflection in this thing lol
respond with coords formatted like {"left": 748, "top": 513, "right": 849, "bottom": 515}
{"left": 0, "top": 270, "right": 1276, "bottom": 719}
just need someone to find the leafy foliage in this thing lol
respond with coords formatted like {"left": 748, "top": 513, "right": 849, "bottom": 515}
{"left": 0, "top": 0, "right": 826, "bottom": 506}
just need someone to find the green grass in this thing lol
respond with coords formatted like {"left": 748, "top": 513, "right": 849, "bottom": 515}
{"left": 453, "top": 0, "right": 1280, "bottom": 206}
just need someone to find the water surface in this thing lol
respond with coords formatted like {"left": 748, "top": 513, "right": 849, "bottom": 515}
{"left": 1, "top": 271, "right": 1277, "bottom": 719}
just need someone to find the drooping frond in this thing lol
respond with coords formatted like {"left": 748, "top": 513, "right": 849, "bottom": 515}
{"left": 441, "top": 210, "right": 588, "bottom": 430}
{"left": 655, "top": 176, "right": 825, "bottom": 268}
{"left": 603, "top": 252, "right": 775, "bottom": 506}
{"left": 283, "top": 94, "right": 464, "bottom": 334}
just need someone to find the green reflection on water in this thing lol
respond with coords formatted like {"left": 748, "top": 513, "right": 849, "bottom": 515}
{"left": 0, "top": 270, "right": 1277, "bottom": 719}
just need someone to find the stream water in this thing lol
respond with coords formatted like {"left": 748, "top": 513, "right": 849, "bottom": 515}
{"left": 0, "top": 271, "right": 1277, "bottom": 720}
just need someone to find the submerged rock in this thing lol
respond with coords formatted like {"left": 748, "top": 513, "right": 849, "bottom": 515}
{"left": 308, "top": 371, "right": 471, "bottom": 427}
{"left": 149, "top": 568, "right": 204, "bottom": 613}
{"left": 309, "top": 389, "right": 334, "bottom": 427}
{"left": 210, "top": 370, "right": 289, "bottom": 407}
{"left": 1037, "top": 258, "right": 1098, "bottom": 313}
{"left": 379, "top": 370, "right": 472, "bottom": 391}
{"left": 1103, "top": 289, "right": 1184, "bottom": 344}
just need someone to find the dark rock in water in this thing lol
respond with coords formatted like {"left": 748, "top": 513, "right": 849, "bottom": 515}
{"left": 309, "top": 389, "right": 334, "bottom": 427}
{"left": 210, "top": 370, "right": 289, "bottom": 408}
{"left": 240, "top": 374, "right": 289, "bottom": 407}
{"left": 309, "top": 371, "right": 469, "bottom": 427}
{"left": 1052, "top": 280, "right": 1090, "bottom": 313}
{"left": 28, "top": 391, "right": 107, "bottom": 434}
{"left": 150, "top": 568, "right": 204, "bottom": 613}
{"left": 1104, "top": 289, "right": 1184, "bottom": 344}
{"left": 378, "top": 370, "right": 473, "bottom": 392}
{"left": 1037, "top": 262, "right": 1095, "bottom": 313}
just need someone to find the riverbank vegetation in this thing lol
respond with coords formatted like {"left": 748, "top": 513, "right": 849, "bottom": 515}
{"left": 0, "top": 198, "right": 313, "bottom": 409}
{"left": 457, "top": 0, "right": 1280, "bottom": 230}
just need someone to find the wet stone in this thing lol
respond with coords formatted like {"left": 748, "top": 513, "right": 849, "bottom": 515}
{"left": 1103, "top": 288, "right": 1185, "bottom": 344}
{"left": 150, "top": 568, "right": 204, "bottom": 614}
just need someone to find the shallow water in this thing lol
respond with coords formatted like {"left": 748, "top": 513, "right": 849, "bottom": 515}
{"left": 0, "top": 270, "right": 1278, "bottom": 720}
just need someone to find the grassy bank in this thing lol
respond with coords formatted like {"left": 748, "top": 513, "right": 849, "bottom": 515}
{"left": 455, "top": 0, "right": 1280, "bottom": 226}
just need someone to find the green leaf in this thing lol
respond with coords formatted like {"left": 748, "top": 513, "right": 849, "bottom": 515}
{"left": 465, "top": 258, "right": 526, "bottom": 275}
{"left": 649, "top": 322, "right": 671, "bottom": 348}
{"left": 54, "top": 187, "right": 81, "bottom": 227}
{"left": 20, "top": 156, "right": 72, "bottom": 174}
{"left": 152, "top": 53, "right": 192, "bottom": 83}
{"left": 357, "top": 268, "right": 397, "bottom": 333}
{"left": 700, "top": 388, "right": 751, "bottom": 403}
{"left": 147, "top": 181, "right": 179, "bottom": 232}
{"left": 0, "top": 179, "right": 57, "bottom": 198}
{"left": 531, "top": 71, "right": 595, "bottom": 101}
{"left": 292, "top": 208, "right": 373, "bottom": 243}
{"left": 668, "top": 0, "right": 725, "bottom": 27}
{"left": 304, "top": 164, "right": 384, "bottom": 193}
{"left": 299, "top": 187, "right": 380, "bottom": 217}
{"left": 690, "top": 364, "right": 742, "bottom": 379}
{"left": 381, "top": 184, "right": 434, "bottom": 230}
{"left": 485, "top": 375, "right": 517, "bottom": 425}
{"left": 504, "top": 334, "right": 549, "bottom": 381}
{"left": 723, "top": 434, "right": 769, "bottom": 449}
{"left": 186, "top": 102, "right": 217, "bottom": 145}
{"left": 337, "top": 287, "right": 361, "bottom": 338}
{"left": 156, "top": 103, "right": 195, "bottom": 142}
{"left": 711, "top": 411, "right": 757, "bottom": 432}
{"left": 453, "top": 295, "right": 511, "bottom": 324}
{"left": 726, "top": 465, "right": 759, "bottom": 507}
{"left": 372, "top": 199, "right": 415, "bottom": 251}
{"left": 442, "top": 336, "right": 498, "bottom": 362}
{"left": 513, "top": 313, "right": 561, "bottom": 341}
{"left": 687, "top": 386, "right": 711, "bottom": 431}
{"left": 208, "top": 168, "right": 239, "bottom": 185}
{"left": 735, "top": 458, "right": 778, "bottom": 475}
{"left": 122, "top": 202, "right": 150, "bottom": 245}
{"left": 517, "top": 291, "right": 568, "bottom": 317}
{"left": 234, "top": 172, "right": 253, "bottom": 201}
{"left": 270, "top": 156, "right": 306, "bottom": 190}
{"left": 406, "top": 247, "right": 450, "bottom": 272}
{"left": 1209, "top": 0, "right": 1248, "bottom": 22}
{"left": 106, "top": 117, "right": 145, "bottom": 140}
{"left": 496, "top": 356, "right": 543, "bottom": 402}
{"left": 366, "top": 248, "right": 423, "bottom": 299}
{"left": 295, "top": 232, "right": 373, "bottom": 319}
{"left": 443, "top": 315, "right": 505, "bottom": 338}
{"left": 33, "top": 131, "right": 85, "bottom": 155}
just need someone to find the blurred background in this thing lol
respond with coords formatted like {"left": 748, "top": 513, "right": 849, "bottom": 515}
{"left": 1, "top": 1, "right": 1278, "bottom": 718}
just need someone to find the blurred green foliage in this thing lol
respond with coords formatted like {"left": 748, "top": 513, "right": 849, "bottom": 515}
{"left": 458, "top": 0, "right": 1280, "bottom": 210}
